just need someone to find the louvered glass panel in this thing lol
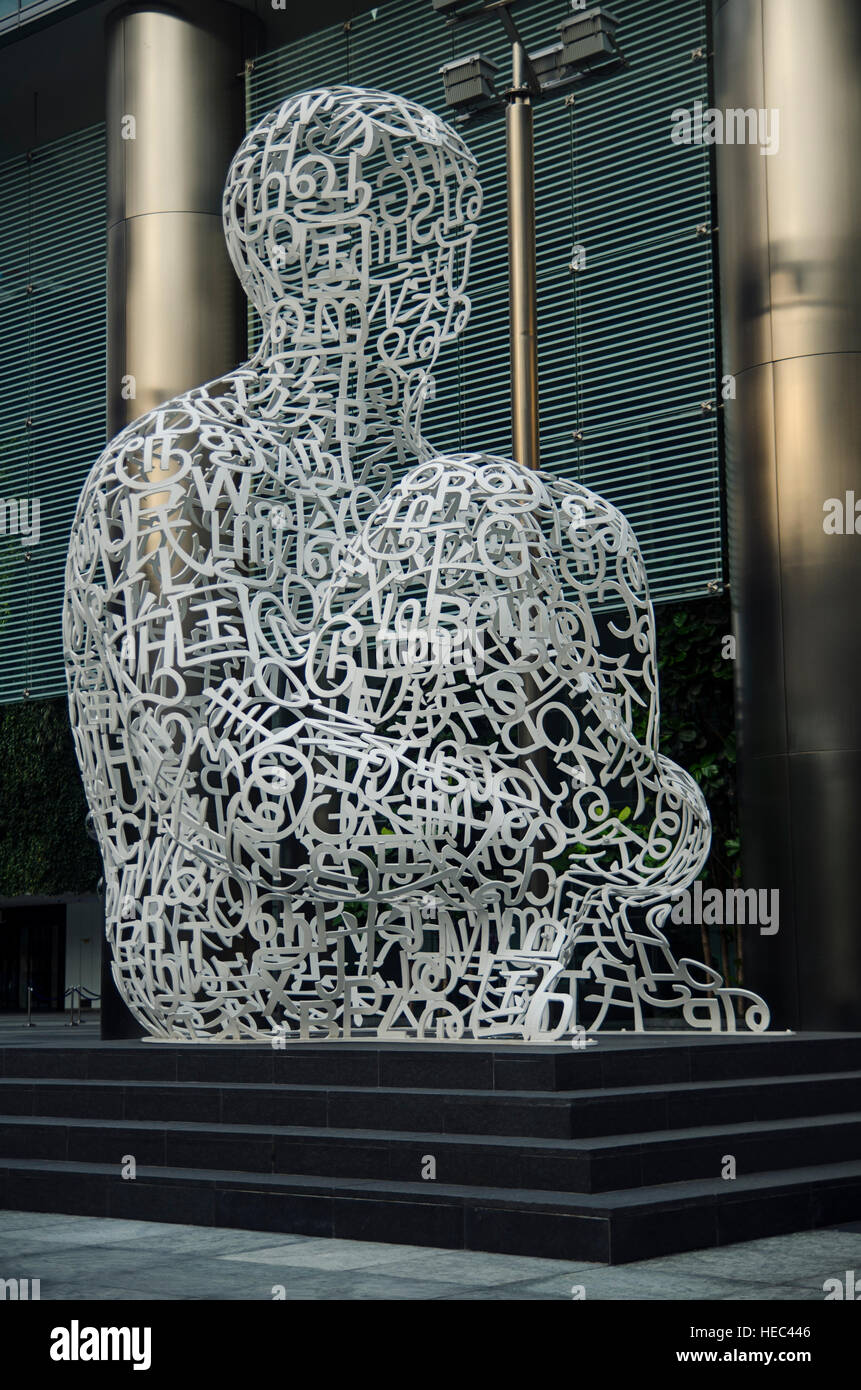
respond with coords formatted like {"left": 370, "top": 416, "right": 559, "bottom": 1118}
{"left": 0, "top": 124, "right": 106, "bottom": 703}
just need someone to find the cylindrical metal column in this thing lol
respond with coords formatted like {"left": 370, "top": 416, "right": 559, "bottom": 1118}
{"left": 102, "top": 2, "right": 244, "bottom": 1041}
{"left": 714, "top": 0, "right": 861, "bottom": 1027}
{"left": 106, "top": 2, "right": 244, "bottom": 436}
{"left": 506, "top": 40, "right": 540, "bottom": 471}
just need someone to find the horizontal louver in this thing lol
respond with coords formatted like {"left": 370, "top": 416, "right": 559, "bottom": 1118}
{"left": 247, "top": 0, "right": 721, "bottom": 601}
{"left": 0, "top": 124, "right": 106, "bottom": 703}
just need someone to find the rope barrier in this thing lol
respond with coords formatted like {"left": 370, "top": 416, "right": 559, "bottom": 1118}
{"left": 62, "top": 985, "right": 101, "bottom": 1025}
{"left": 8, "top": 983, "right": 103, "bottom": 1028}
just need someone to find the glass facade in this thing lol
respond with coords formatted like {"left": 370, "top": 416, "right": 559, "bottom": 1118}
{"left": 0, "top": 124, "right": 106, "bottom": 703}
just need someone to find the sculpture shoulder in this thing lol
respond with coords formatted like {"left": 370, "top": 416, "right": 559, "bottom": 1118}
{"left": 73, "top": 367, "right": 270, "bottom": 515}
{"left": 385, "top": 451, "right": 637, "bottom": 548}
{"left": 377, "top": 451, "right": 649, "bottom": 606}
{"left": 67, "top": 365, "right": 369, "bottom": 606}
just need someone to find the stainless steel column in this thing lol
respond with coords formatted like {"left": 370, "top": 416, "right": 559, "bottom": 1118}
{"left": 506, "top": 40, "right": 540, "bottom": 471}
{"left": 102, "top": 2, "right": 244, "bottom": 1042}
{"left": 714, "top": 0, "right": 861, "bottom": 1026}
{"left": 106, "top": 2, "right": 244, "bottom": 435}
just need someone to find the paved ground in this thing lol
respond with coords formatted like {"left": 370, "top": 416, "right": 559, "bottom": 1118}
{"left": 0, "top": 1014, "right": 102, "bottom": 1038}
{"left": 1, "top": 1210, "right": 858, "bottom": 1300}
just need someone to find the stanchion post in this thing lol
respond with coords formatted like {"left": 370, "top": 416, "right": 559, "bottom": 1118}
{"left": 65, "top": 986, "right": 80, "bottom": 1028}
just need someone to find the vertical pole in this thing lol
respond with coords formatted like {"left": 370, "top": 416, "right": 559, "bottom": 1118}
{"left": 714, "top": 0, "right": 861, "bottom": 1028}
{"left": 505, "top": 42, "right": 547, "bottom": 805}
{"left": 506, "top": 40, "right": 540, "bottom": 471}
{"left": 102, "top": 4, "right": 245, "bottom": 1042}
{"left": 106, "top": 3, "right": 244, "bottom": 436}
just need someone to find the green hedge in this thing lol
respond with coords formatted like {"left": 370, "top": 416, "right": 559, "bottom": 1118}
{"left": 653, "top": 595, "right": 739, "bottom": 891}
{"left": 652, "top": 595, "right": 743, "bottom": 984}
{"left": 0, "top": 696, "right": 100, "bottom": 896}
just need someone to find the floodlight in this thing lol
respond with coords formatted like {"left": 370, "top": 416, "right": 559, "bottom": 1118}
{"left": 431, "top": 0, "right": 478, "bottom": 13}
{"left": 439, "top": 53, "right": 499, "bottom": 110}
{"left": 558, "top": 6, "right": 619, "bottom": 67}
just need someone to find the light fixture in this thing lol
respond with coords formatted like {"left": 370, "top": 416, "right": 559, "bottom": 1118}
{"left": 439, "top": 53, "right": 499, "bottom": 110}
{"left": 558, "top": 6, "right": 619, "bottom": 68}
{"left": 526, "top": 42, "right": 564, "bottom": 87}
{"left": 431, "top": 0, "right": 480, "bottom": 13}
{"left": 435, "top": 3, "right": 623, "bottom": 116}
{"left": 431, "top": 0, "right": 625, "bottom": 474}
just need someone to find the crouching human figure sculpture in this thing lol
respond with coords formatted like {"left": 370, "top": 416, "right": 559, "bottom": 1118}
{"left": 64, "top": 86, "right": 769, "bottom": 1040}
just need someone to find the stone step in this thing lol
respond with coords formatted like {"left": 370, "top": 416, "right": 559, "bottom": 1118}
{"left": 1, "top": 1109, "right": 860, "bottom": 1193}
{"left": 0, "top": 1069, "right": 859, "bottom": 1137}
{"left": 2, "top": 1153, "right": 860, "bottom": 1263}
{"left": 3, "top": 1033, "right": 861, "bottom": 1091}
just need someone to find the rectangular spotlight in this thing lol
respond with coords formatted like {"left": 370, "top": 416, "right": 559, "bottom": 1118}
{"left": 558, "top": 6, "right": 619, "bottom": 66}
{"left": 439, "top": 54, "right": 499, "bottom": 109}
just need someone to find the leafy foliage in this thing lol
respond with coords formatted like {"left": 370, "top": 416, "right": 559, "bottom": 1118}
{"left": 652, "top": 596, "right": 739, "bottom": 891}
{"left": 0, "top": 697, "right": 100, "bottom": 895}
{"left": 651, "top": 595, "right": 745, "bottom": 987}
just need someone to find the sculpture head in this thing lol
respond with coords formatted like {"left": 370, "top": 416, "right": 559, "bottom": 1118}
{"left": 223, "top": 86, "right": 482, "bottom": 369}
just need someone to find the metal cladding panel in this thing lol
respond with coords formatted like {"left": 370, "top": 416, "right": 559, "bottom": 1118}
{"left": 0, "top": 125, "right": 107, "bottom": 703}
{"left": 248, "top": 0, "right": 722, "bottom": 603}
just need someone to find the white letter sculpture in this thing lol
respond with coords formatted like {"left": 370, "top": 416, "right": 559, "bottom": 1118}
{"left": 64, "top": 87, "right": 770, "bottom": 1041}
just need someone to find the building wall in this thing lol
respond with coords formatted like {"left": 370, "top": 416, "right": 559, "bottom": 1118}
{"left": 0, "top": 124, "right": 107, "bottom": 704}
